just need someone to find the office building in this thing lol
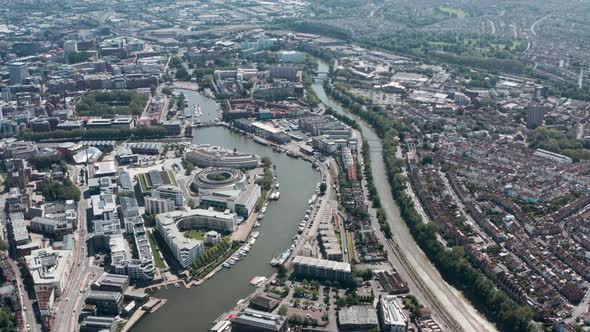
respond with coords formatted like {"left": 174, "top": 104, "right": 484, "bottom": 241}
{"left": 185, "top": 145, "right": 260, "bottom": 169}
{"left": 8, "top": 62, "right": 29, "bottom": 85}
{"left": 145, "top": 196, "right": 175, "bottom": 215}
{"left": 8, "top": 212, "right": 30, "bottom": 246}
{"left": 151, "top": 185, "right": 184, "bottom": 208}
{"left": 278, "top": 51, "right": 305, "bottom": 64}
{"left": 526, "top": 102, "right": 544, "bottom": 129}
{"left": 378, "top": 295, "right": 408, "bottom": 332}
{"left": 269, "top": 65, "right": 301, "bottom": 82}
{"left": 119, "top": 196, "right": 140, "bottom": 232}
{"left": 85, "top": 290, "right": 123, "bottom": 316}
{"left": 156, "top": 208, "right": 237, "bottom": 268}
{"left": 233, "top": 184, "right": 261, "bottom": 218}
{"left": 91, "top": 194, "right": 118, "bottom": 220}
{"left": 63, "top": 40, "right": 78, "bottom": 54}
{"left": 80, "top": 316, "right": 116, "bottom": 332}
{"left": 91, "top": 273, "right": 129, "bottom": 293}
{"left": 30, "top": 216, "right": 74, "bottom": 239}
{"left": 25, "top": 248, "right": 73, "bottom": 297}
{"left": 231, "top": 308, "right": 288, "bottom": 332}
{"left": 292, "top": 256, "right": 351, "bottom": 282}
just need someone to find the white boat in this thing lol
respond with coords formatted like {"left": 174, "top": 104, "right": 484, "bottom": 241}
{"left": 299, "top": 221, "right": 306, "bottom": 227}
{"left": 252, "top": 231, "right": 260, "bottom": 238}
{"left": 274, "top": 192, "right": 280, "bottom": 200}
{"left": 275, "top": 182, "right": 280, "bottom": 189}
{"left": 254, "top": 222, "right": 261, "bottom": 228}
{"left": 270, "top": 249, "right": 292, "bottom": 266}
{"left": 257, "top": 213, "right": 264, "bottom": 220}
{"left": 298, "top": 226, "right": 304, "bottom": 234}
{"left": 223, "top": 263, "right": 231, "bottom": 268}
{"left": 261, "top": 207, "right": 267, "bottom": 214}
{"left": 254, "top": 137, "right": 269, "bottom": 146}
{"left": 250, "top": 276, "right": 267, "bottom": 287}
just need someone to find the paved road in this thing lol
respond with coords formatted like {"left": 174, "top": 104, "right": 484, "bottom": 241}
{"left": 52, "top": 191, "right": 102, "bottom": 332}
{"left": 8, "top": 259, "right": 40, "bottom": 332}
{"left": 530, "top": 14, "right": 551, "bottom": 36}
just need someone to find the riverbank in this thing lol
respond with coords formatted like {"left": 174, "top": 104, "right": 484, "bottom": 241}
{"left": 311, "top": 57, "right": 498, "bottom": 332}
{"left": 131, "top": 126, "right": 320, "bottom": 332}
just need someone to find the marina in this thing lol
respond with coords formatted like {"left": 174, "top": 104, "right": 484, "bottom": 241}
{"left": 132, "top": 121, "right": 319, "bottom": 332}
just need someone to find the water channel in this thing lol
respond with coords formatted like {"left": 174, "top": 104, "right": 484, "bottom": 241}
{"left": 311, "top": 58, "right": 494, "bottom": 331}
{"left": 132, "top": 92, "right": 321, "bottom": 331}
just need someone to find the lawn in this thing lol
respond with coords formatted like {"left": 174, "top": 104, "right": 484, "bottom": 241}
{"left": 138, "top": 174, "right": 149, "bottom": 193}
{"left": 167, "top": 170, "right": 179, "bottom": 186}
{"left": 336, "top": 231, "right": 342, "bottom": 250}
{"left": 148, "top": 232, "right": 167, "bottom": 268}
{"left": 185, "top": 230, "right": 205, "bottom": 240}
{"left": 438, "top": 6, "right": 467, "bottom": 18}
{"left": 346, "top": 231, "right": 355, "bottom": 259}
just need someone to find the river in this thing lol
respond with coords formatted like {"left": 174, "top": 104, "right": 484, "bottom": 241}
{"left": 311, "top": 58, "right": 495, "bottom": 332}
{"left": 132, "top": 93, "right": 320, "bottom": 332}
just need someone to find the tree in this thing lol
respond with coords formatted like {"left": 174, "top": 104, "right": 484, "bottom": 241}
{"left": 319, "top": 182, "right": 327, "bottom": 194}
{"left": 421, "top": 155, "right": 433, "bottom": 165}
{"left": 261, "top": 156, "right": 272, "bottom": 167}
{"left": 276, "top": 264, "right": 287, "bottom": 280}
{"left": 278, "top": 304, "right": 288, "bottom": 316}
{"left": 162, "top": 87, "right": 173, "bottom": 95}
{"left": 0, "top": 307, "right": 14, "bottom": 331}
{"left": 40, "top": 179, "right": 81, "bottom": 202}
{"left": 188, "top": 199, "right": 197, "bottom": 209}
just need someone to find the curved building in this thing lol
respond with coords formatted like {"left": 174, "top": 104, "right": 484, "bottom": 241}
{"left": 184, "top": 145, "right": 260, "bottom": 169}
{"left": 156, "top": 208, "right": 236, "bottom": 268}
{"left": 191, "top": 167, "right": 245, "bottom": 193}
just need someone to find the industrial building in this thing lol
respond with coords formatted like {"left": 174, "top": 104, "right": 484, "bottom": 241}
{"left": 231, "top": 308, "right": 288, "bottom": 332}
{"left": 338, "top": 305, "right": 380, "bottom": 331}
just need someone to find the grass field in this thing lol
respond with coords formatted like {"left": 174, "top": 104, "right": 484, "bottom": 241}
{"left": 185, "top": 230, "right": 205, "bottom": 240}
{"left": 438, "top": 6, "right": 467, "bottom": 18}
{"left": 346, "top": 231, "right": 355, "bottom": 260}
{"left": 148, "top": 232, "right": 167, "bottom": 268}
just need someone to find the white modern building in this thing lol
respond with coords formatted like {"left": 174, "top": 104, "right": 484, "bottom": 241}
{"left": 25, "top": 248, "right": 73, "bottom": 297}
{"left": 151, "top": 185, "right": 184, "bottom": 208}
{"left": 278, "top": 51, "right": 305, "bottom": 64}
{"left": 185, "top": 145, "right": 260, "bottom": 169}
{"left": 379, "top": 295, "right": 408, "bottom": 332}
{"left": 156, "top": 208, "right": 236, "bottom": 268}
{"left": 145, "top": 196, "right": 175, "bottom": 215}
{"left": 292, "top": 256, "right": 351, "bottom": 282}
{"left": 91, "top": 193, "right": 117, "bottom": 220}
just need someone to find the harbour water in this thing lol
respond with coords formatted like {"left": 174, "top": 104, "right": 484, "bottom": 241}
{"left": 132, "top": 91, "right": 320, "bottom": 331}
